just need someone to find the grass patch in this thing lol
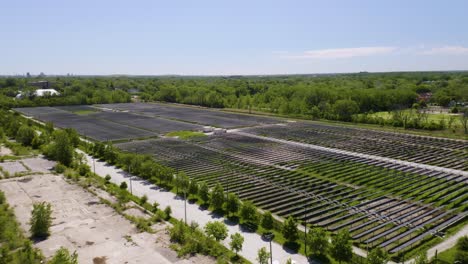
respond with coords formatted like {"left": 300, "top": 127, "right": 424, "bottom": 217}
{"left": 73, "top": 109, "right": 98, "bottom": 115}
{"left": 436, "top": 247, "right": 457, "bottom": 263}
{"left": 0, "top": 191, "right": 44, "bottom": 262}
{"left": 166, "top": 130, "right": 206, "bottom": 140}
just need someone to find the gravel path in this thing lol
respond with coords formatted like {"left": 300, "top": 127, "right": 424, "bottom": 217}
{"left": 78, "top": 150, "right": 308, "bottom": 264}
{"left": 427, "top": 224, "right": 468, "bottom": 259}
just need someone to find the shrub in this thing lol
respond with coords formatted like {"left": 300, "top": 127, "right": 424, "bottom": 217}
{"left": 164, "top": 206, "right": 172, "bottom": 220}
{"left": 54, "top": 163, "right": 66, "bottom": 173}
{"left": 151, "top": 210, "right": 165, "bottom": 222}
{"left": 30, "top": 202, "right": 52, "bottom": 239}
{"left": 367, "top": 247, "right": 389, "bottom": 264}
{"left": 48, "top": 247, "right": 78, "bottom": 264}
{"left": 78, "top": 164, "right": 90, "bottom": 176}
{"left": 16, "top": 125, "right": 36, "bottom": 146}
{"left": 169, "top": 220, "right": 189, "bottom": 243}
{"left": 104, "top": 174, "right": 111, "bottom": 183}
{"left": 140, "top": 194, "right": 148, "bottom": 205}
{"left": 204, "top": 221, "right": 228, "bottom": 241}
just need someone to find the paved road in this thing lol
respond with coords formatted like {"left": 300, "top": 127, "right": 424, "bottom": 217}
{"left": 79, "top": 150, "right": 308, "bottom": 264}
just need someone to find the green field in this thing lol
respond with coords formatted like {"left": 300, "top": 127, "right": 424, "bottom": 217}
{"left": 370, "top": 110, "right": 461, "bottom": 123}
{"left": 166, "top": 130, "right": 206, "bottom": 140}
{"left": 73, "top": 109, "right": 99, "bottom": 115}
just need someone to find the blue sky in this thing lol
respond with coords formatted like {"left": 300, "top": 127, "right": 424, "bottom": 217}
{"left": 2, "top": 0, "right": 468, "bottom": 75}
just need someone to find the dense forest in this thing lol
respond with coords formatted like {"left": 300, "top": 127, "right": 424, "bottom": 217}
{"left": 1, "top": 72, "right": 467, "bottom": 132}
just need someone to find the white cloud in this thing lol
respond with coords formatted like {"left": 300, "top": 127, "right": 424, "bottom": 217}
{"left": 283, "top": 46, "right": 397, "bottom": 59}
{"left": 420, "top": 46, "right": 468, "bottom": 55}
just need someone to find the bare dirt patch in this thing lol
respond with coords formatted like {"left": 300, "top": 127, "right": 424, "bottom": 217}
{"left": 21, "top": 156, "right": 56, "bottom": 173}
{"left": 0, "top": 161, "right": 28, "bottom": 175}
{"left": 0, "top": 174, "right": 213, "bottom": 263}
{"left": 0, "top": 145, "right": 12, "bottom": 156}
{"left": 124, "top": 206, "right": 151, "bottom": 220}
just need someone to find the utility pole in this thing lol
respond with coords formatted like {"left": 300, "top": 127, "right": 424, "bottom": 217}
{"left": 184, "top": 189, "right": 187, "bottom": 224}
{"left": 264, "top": 233, "right": 275, "bottom": 264}
{"left": 269, "top": 238, "right": 273, "bottom": 264}
{"left": 129, "top": 165, "right": 133, "bottom": 195}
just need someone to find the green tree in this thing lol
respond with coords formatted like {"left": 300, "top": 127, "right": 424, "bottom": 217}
{"left": 229, "top": 233, "right": 244, "bottom": 256}
{"left": 454, "top": 236, "right": 468, "bottom": 263}
{"left": 456, "top": 235, "right": 468, "bottom": 251}
{"left": 307, "top": 227, "right": 329, "bottom": 256}
{"left": 240, "top": 200, "right": 259, "bottom": 226}
{"left": 198, "top": 181, "right": 210, "bottom": 205}
{"left": 169, "top": 220, "right": 189, "bottom": 244}
{"left": 48, "top": 247, "right": 78, "bottom": 264}
{"left": 225, "top": 193, "right": 240, "bottom": 217}
{"left": 188, "top": 179, "right": 199, "bottom": 197}
{"left": 120, "top": 181, "right": 128, "bottom": 190}
{"left": 30, "top": 202, "right": 52, "bottom": 238}
{"left": 210, "top": 183, "right": 225, "bottom": 211}
{"left": 460, "top": 108, "right": 468, "bottom": 134}
{"left": 330, "top": 229, "right": 353, "bottom": 264}
{"left": 174, "top": 172, "right": 190, "bottom": 195}
{"left": 261, "top": 211, "right": 274, "bottom": 231}
{"left": 282, "top": 216, "right": 299, "bottom": 243}
{"left": 455, "top": 249, "right": 468, "bottom": 264}
{"left": 367, "top": 248, "right": 388, "bottom": 264}
{"left": 16, "top": 125, "right": 35, "bottom": 146}
{"left": 257, "top": 247, "right": 270, "bottom": 264}
{"left": 204, "top": 221, "right": 228, "bottom": 241}
{"left": 333, "top": 99, "right": 360, "bottom": 121}
{"left": 49, "top": 130, "right": 73, "bottom": 166}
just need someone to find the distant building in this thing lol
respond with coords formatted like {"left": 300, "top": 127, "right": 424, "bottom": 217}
{"left": 128, "top": 88, "right": 140, "bottom": 94}
{"left": 34, "top": 89, "right": 60, "bottom": 97}
{"left": 417, "top": 92, "right": 432, "bottom": 102}
{"left": 16, "top": 88, "right": 60, "bottom": 99}
{"left": 28, "top": 80, "right": 51, "bottom": 89}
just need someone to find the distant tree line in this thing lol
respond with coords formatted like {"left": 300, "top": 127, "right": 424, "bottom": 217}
{"left": 1, "top": 72, "right": 467, "bottom": 130}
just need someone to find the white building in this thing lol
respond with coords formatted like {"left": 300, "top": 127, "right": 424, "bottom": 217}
{"left": 34, "top": 89, "right": 60, "bottom": 96}
{"left": 16, "top": 89, "right": 60, "bottom": 99}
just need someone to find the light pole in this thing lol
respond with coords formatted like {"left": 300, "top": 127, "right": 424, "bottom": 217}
{"left": 129, "top": 165, "right": 133, "bottom": 195}
{"left": 264, "top": 233, "right": 275, "bottom": 264}
{"left": 303, "top": 204, "right": 308, "bottom": 258}
{"left": 184, "top": 189, "right": 187, "bottom": 224}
